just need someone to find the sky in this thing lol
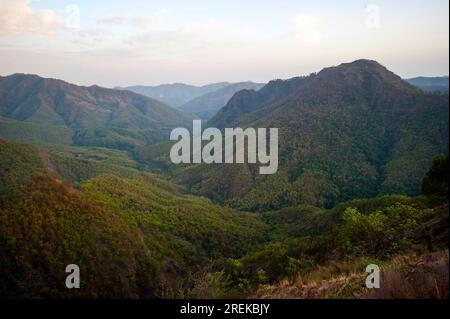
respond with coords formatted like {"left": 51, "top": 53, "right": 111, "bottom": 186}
{"left": 0, "top": 0, "right": 448, "bottom": 87}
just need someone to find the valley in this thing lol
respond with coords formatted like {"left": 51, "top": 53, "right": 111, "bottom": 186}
{"left": 0, "top": 59, "right": 448, "bottom": 299}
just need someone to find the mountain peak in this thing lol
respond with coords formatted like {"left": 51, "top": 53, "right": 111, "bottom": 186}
{"left": 311, "top": 59, "right": 420, "bottom": 95}
{"left": 209, "top": 59, "right": 432, "bottom": 129}
{"left": 322, "top": 59, "right": 391, "bottom": 76}
{"left": 345, "top": 58, "right": 383, "bottom": 67}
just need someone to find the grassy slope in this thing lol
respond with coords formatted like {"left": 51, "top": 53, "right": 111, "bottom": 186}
{"left": 0, "top": 114, "right": 175, "bottom": 152}
{"left": 0, "top": 138, "right": 142, "bottom": 189}
{"left": 0, "top": 138, "right": 45, "bottom": 194}
{"left": 0, "top": 118, "right": 73, "bottom": 145}
{"left": 256, "top": 250, "right": 449, "bottom": 299}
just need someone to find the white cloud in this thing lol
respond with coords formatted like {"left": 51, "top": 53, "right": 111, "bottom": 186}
{"left": 124, "top": 18, "right": 259, "bottom": 61}
{"left": 288, "top": 14, "right": 323, "bottom": 46}
{"left": 99, "top": 15, "right": 126, "bottom": 25}
{"left": 0, "top": 0, "right": 65, "bottom": 36}
{"left": 98, "top": 10, "right": 168, "bottom": 31}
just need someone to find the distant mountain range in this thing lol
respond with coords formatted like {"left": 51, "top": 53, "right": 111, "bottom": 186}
{"left": 118, "top": 76, "right": 449, "bottom": 123}
{"left": 0, "top": 73, "right": 194, "bottom": 150}
{"left": 116, "top": 82, "right": 231, "bottom": 108}
{"left": 0, "top": 59, "right": 448, "bottom": 299}
{"left": 118, "top": 81, "right": 265, "bottom": 120}
{"left": 161, "top": 60, "right": 449, "bottom": 211}
{"left": 405, "top": 76, "right": 449, "bottom": 93}
{"left": 178, "top": 81, "right": 265, "bottom": 120}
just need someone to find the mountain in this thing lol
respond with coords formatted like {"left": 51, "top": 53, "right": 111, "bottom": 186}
{"left": 208, "top": 76, "right": 307, "bottom": 128}
{"left": 0, "top": 61, "right": 448, "bottom": 299}
{"left": 179, "top": 82, "right": 265, "bottom": 120}
{"left": 0, "top": 74, "right": 194, "bottom": 149}
{"left": 0, "top": 137, "right": 265, "bottom": 298}
{"left": 0, "top": 73, "right": 193, "bottom": 129}
{"left": 117, "top": 82, "right": 230, "bottom": 108}
{"left": 158, "top": 60, "right": 449, "bottom": 211}
{"left": 405, "top": 76, "right": 449, "bottom": 93}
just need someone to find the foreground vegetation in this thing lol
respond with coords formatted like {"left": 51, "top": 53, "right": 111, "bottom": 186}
{"left": 0, "top": 137, "right": 447, "bottom": 298}
{"left": 0, "top": 173, "right": 267, "bottom": 298}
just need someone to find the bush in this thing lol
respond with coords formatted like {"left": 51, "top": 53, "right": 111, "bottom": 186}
{"left": 338, "top": 204, "right": 434, "bottom": 257}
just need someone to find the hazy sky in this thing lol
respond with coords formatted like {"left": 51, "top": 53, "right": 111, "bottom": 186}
{"left": 0, "top": 0, "right": 448, "bottom": 87}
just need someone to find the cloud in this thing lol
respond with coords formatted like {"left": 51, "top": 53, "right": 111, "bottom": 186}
{"left": 288, "top": 14, "right": 323, "bottom": 46}
{"left": 98, "top": 11, "right": 167, "bottom": 31}
{"left": 125, "top": 18, "right": 257, "bottom": 59}
{"left": 98, "top": 15, "right": 126, "bottom": 25}
{"left": 0, "top": 0, "right": 65, "bottom": 36}
{"left": 72, "top": 29, "right": 114, "bottom": 46}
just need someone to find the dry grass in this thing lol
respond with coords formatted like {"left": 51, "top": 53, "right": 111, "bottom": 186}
{"left": 256, "top": 250, "right": 449, "bottom": 299}
{"left": 367, "top": 250, "right": 449, "bottom": 299}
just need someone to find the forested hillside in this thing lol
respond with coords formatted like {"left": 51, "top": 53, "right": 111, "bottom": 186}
{"left": 0, "top": 59, "right": 448, "bottom": 299}
{"left": 0, "top": 138, "right": 447, "bottom": 298}
{"left": 0, "top": 139, "right": 265, "bottom": 298}
{"left": 0, "top": 74, "right": 194, "bottom": 150}
{"left": 188, "top": 156, "right": 449, "bottom": 298}
{"left": 160, "top": 60, "right": 449, "bottom": 211}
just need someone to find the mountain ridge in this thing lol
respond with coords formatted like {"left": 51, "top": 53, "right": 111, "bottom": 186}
{"left": 179, "top": 81, "right": 265, "bottom": 120}
{"left": 0, "top": 73, "right": 194, "bottom": 129}
{"left": 167, "top": 59, "right": 449, "bottom": 211}
{"left": 405, "top": 76, "right": 449, "bottom": 93}
{"left": 117, "top": 82, "right": 231, "bottom": 108}
{"left": 209, "top": 59, "right": 425, "bottom": 129}
{"left": 0, "top": 73, "right": 195, "bottom": 150}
